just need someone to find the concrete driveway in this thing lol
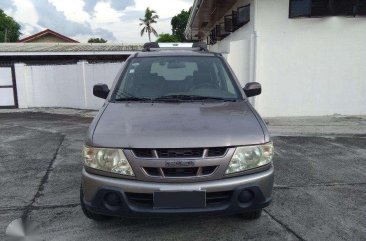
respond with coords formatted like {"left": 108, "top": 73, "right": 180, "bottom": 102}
{"left": 0, "top": 110, "right": 365, "bottom": 241}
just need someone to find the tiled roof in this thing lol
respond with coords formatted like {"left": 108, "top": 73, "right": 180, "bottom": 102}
{"left": 18, "top": 29, "right": 79, "bottom": 43}
{"left": 0, "top": 43, "right": 143, "bottom": 53}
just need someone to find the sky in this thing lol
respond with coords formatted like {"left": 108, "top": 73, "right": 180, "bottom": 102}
{"left": 0, "top": 0, "right": 193, "bottom": 43}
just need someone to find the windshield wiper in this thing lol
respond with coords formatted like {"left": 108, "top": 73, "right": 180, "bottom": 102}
{"left": 153, "top": 95, "right": 237, "bottom": 102}
{"left": 114, "top": 97, "right": 152, "bottom": 102}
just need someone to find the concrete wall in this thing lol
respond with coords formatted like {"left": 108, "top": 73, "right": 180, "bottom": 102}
{"left": 255, "top": 0, "right": 366, "bottom": 117}
{"left": 15, "top": 62, "right": 123, "bottom": 110}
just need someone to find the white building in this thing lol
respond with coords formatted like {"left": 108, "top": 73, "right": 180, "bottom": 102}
{"left": 185, "top": 0, "right": 366, "bottom": 117}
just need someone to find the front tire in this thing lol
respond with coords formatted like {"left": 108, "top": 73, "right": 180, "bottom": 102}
{"left": 80, "top": 186, "right": 111, "bottom": 221}
{"left": 241, "top": 209, "right": 262, "bottom": 220}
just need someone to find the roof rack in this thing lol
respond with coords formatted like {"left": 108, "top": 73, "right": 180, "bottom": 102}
{"left": 142, "top": 42, "right": 208, "bottom": 52}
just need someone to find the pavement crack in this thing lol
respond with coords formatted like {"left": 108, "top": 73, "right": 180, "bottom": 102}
{"left": 21, "top": 135, "right": 66, "bottom": 220}
{"left": 0, "top": 203, "right": 80, "bottom": 214}
{"left": 31, "top": 203, "right": 80, "bottom": 210}
{"left": 264, "top": 209, "right": 305, "bottom": 241}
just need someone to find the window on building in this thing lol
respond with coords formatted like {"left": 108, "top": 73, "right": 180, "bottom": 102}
{"left": 311, "top": 0, "right": 332, "bottom": 16}
{"left": 289, "top": 0, "right": 366, "bottom": 18}
{"left": 333, "top": 0, "right": 357, "bottom": 15}
{"left": 224, "top": 14, "right": 235, "bottom": 32}
{"left": 208, "top": 29, "right": 217, "bottom": 45}
{"left": 236, "top": 5, "right": 250, "bottom": 28}
{"left": 289, "top": 0, "right": 312, "bottom": 17}
{"left": 208, "top": 5, "right": 250, "bottom": 45}
{"left": 216, "top": 23, "right": 230, "bottom": 40}
{"left": 356, "top": 0, "right": 366, "bottom": 15}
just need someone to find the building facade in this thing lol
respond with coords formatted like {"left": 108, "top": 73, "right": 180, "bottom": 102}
{"left": 186, "top": 0, "right": 366, "bottom": 117}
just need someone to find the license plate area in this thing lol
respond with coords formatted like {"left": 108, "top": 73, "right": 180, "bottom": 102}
{"left": 153, "top": 191, "right": 206, "bottom": 209}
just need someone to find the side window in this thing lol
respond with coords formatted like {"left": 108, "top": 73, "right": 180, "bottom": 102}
{"left": 289, "top": 0, "right": 366, "bottom": 18}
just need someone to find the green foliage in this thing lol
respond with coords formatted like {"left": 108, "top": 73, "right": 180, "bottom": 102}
{"left": 140, "top": 7, "right": 159, "bottom": 42}
{"left": 0, "top": 9, "right": 21, "bottom": 42}
{"left": 88, "top": 38, "right": 107, "bottom": 43}
{"left": 156, "top": 33, "right": 178, "bottom": 43}
{"left": 171, "top": 8, "right": 191, "bottom": 42}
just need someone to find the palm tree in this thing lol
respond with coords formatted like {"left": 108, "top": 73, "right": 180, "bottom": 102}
{"left": 140, "top": 7, "right": 159, "bottom": 42}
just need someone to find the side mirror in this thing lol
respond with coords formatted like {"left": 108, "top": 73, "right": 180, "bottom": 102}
{"left": 243, "top": 82, "right": 261, "bottom": 97}
{"left": 93, "top": 84, "right": 110, "bottom": 99}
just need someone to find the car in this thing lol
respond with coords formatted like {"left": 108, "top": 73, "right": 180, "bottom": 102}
{"left": 80, "top": 42, "right": 274, "bottom": 221}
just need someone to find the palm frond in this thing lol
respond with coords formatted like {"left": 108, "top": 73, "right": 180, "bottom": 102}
{"left": 140, "top": 27, "right": 146, "bottom": 36}
{"left": 151, "top": 27, "right": 158, "bottom": 37}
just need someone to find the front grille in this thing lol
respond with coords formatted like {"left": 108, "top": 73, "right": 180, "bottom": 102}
{"left": 125, "top": 191, "right": 233, "bottom": 208}
{"left": 162, "top": 167, "right": 199, "bottom": 177}
{"left": 201, "top": 166, "right": 217, "bottom": 175}
{"left": 132, "top": 149, "right": 154, "bottom": 158}
{"left": 157, "top": 148, "right": 203, "bottom": 158}
{"left": 207, "top": 147, "right": 227, "bottom": 157}
{"left": 143, "top": 166, "right": 218, "bottom": 178}
{"left": 132, "top": 147, "right": 228, "bottom": 158}
{"left": 144, "top": 167, "right": 160, "bottom": 176}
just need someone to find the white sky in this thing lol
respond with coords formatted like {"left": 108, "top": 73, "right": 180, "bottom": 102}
{"left": 1, "top": 0, "right": 193, "bottom": 43}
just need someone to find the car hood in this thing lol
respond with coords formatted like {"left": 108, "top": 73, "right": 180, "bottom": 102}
{"left": 91, "top": 101, "right": 265, "bottom": 148}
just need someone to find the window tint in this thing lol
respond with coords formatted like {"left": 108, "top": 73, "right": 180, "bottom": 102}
{"left": 312, "top": 0, "right": 332, "bottom": 16}
{"left": 334, "top": 0, "right": 357, "bottom": 15}
{"left": 289, "top": 0, "right": 366, "bottom": 17}
{"left": 289, "top": 0, "right": 312, "bottom": 18}
{"left": 113, "top": 56, "right": 240, "bottom": 100}
{"left": 355, "top": 0, "right": 366, "bottom": 15}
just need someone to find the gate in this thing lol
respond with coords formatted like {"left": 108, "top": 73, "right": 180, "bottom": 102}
{"left": 0, "top": 64, "right": 18, "bottom": 108}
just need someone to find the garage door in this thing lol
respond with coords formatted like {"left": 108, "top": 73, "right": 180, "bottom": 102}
{"left": 0, "top": 66, "right": 18, "bottom": 108}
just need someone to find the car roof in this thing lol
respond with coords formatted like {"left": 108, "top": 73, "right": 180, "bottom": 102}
{"left": 135, "top": 50, "right": 218, "bottom": 58}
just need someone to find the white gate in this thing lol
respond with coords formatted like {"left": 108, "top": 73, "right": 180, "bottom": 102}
{"left": 15, "top": 62, "right": 123, "bottom": 110}
{"left": 0, "top": 66, "right": 18, "bottom": 108}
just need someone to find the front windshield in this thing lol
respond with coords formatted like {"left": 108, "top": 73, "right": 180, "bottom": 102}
{"left": 112, "top": 56, "right": 241, "bottom": 101}
{"left": 112, "top": 56, "right": 241, "bottom": 102}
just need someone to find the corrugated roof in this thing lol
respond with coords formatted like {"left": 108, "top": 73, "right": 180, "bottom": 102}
{"left": 0, "top": 43, "right": 143, "bottom": 53}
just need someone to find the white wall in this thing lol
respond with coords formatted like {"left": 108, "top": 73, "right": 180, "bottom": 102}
{"left": 15, "top": 62, "right": 123, "bottom": 110}
{"left": 255, "top": 0, "right": 366, "bottom": 117}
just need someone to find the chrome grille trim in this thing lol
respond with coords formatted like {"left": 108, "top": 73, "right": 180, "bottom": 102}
{"left": 131, "top": 147, "right": 228, "bottom": 159}
{"left": 124, "top": 147, "right": 236, "bottom": 183}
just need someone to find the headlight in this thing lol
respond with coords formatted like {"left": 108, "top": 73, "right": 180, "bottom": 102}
{"left": 83, "top": 146, "right": 134, "bottom": 176}
{"left": 225, "top": 142, "right": 274, "bottom": 174}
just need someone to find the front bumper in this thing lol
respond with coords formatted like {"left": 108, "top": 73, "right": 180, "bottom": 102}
{"left": 81, "top": 165, "right": 274, "bottom": 217}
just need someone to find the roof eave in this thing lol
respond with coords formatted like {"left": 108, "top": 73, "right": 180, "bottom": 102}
{"left": 0, "top": 51, "right": 137, "bottom": 56}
